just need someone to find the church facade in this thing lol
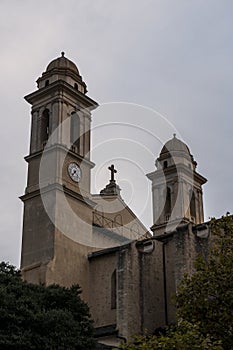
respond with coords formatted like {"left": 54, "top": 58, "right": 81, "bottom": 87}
{"left": 20, "top": 54, "right": 210, "bottom": 348}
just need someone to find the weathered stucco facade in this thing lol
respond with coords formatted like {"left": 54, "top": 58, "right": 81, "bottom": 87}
{"left": 20, "top": 54, "right": 209, "bottom": 349}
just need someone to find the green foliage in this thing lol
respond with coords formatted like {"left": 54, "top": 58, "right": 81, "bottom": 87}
{"left": 176, "top": 215, "right": 233, "bottom": 349}
{"left": 118, "top": 322, "right": 222, "bottom": 350}
{"left": 0, "top": 262, "right": 96, "bottom": 350}
{"left": 120, "top": 215, "right": 233, "bottom": 350}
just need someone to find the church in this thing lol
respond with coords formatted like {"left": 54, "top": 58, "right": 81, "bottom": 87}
{"left": 20, "top": 53, "right": 210, "bottom": 349}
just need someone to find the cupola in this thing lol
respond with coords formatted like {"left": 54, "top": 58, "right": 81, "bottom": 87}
{"left": 156, "top": 134, "right": 197, "bottom": 171}
{"left": 147, "top": 135, "right": 207, "bottom": 235}
{"left": 36, "top": 52, "right": 87, "bottom": 94}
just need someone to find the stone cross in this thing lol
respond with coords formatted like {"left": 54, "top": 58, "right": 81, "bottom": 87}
{"left": 108, "top": 164, "right": 117, "bottom": 182}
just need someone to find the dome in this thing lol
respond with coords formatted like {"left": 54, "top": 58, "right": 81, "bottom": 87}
{"left": 46, "top": 52, "right": 79, "bottom": 74}
{"left": 160, "top": 134, "right": 191, "bottom": 156}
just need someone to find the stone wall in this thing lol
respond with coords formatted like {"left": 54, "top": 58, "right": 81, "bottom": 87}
{"left": 89, "top": 252, "right": 117, "bottom": 328}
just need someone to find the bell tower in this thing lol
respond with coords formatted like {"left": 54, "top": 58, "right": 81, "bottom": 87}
{"left": 20, "top": 53, "right": 98, "bottom": 288}
{"left": 147, "top": 135, "right": 207, "bottom": 236}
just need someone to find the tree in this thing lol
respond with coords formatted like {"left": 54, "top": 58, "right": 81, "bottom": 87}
{"left": 118, "top": 322, "right": 223, "bottom": 349}
{"left": 0, "top": 262, "right": 96, "bottom": 350}
{"left": 119, "top": 215, "right": 233, "bottom": 350}
{"left": 176, "top": 214, "right": 233, "bottom": 349}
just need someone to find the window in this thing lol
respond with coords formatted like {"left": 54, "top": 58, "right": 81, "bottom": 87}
{"left": 70, "top": 112, "right": 80, "bottom": 150}
{"left": 114, "top": 214, "right": 123, "bottom": 226}
{"left": 41, "top": 108, "right": 50, "bottom": 145}
{"left": 74, "top": 83, "right": 78, "bottom": 91}
{"left": 131, "top": 223, "right": 140, "bottom": 235}
{"left": 190, "top": 190, "right": 196, "bottom": 220}
{"left": 111, "top": 270, "right": 117, "bottom": 309}
{"left": 45, "top": 80, "right": 49, "bottom": 87}
{"left": 164, "top": 187, "right": 171, "bottom": 218}
{"left": 163, "top": 161, "right": 168, "bottom": 169}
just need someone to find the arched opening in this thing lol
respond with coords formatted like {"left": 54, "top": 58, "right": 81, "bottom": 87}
{"left": 70, "top": 112, "right": 80, "bottom": 151}
{"left": 114, "top": 214, "right": 123, "bottom": 234}
{"left": 131, "top": 223, "right": 140, "bottom": 235}
{"left": 74, "top": 83, "right": 78, "bottom": 91}
{"left": 93, "top": 205, "right": 104, "bottom": 227}
{"left": 41, "top": 109, "right": 50, "bottom": 146}
{"left": 114, "top": 214, "right": 123, "bottom": 226}
{"left": 163, "top": 161, "right": 168, "bottom": 169}
{"left": 45, "top": 80, "right": 49, "bottom": 87}
{"left": 190, "top": 190, "right": 196, "bottom": 221}
{"left": 111, "top": 270, "right": 117, "bottom": 309}
{"left": 164, "top": 187, "right": 171, "bottom": 220}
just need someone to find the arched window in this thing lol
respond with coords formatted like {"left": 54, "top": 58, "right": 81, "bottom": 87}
{"left": 163, "top": 161, "right": 168, "bottom": 169}
{"left": 114, "top": 214, "right": 123, "bottom": 226}
{"left": 70, "top": 112, "right": 80, "bottom": 150}
{"left": 164, "top": 187, "right": 171, "bottom": 220}
{"left": 131, "top": 223, "right": 140, "bottom": 235}
{"left": 41, "top": 109, "right": 50, "bottom": 146}
{"left": 93, "top": 205, "right": 104, "bottom": 227}
{"left": 45, "top": 80, "right": 49, "bottom": 87}
{"left": 74, "top": 83, "right": 78, "bottom": 91}
{"left": 190, "top": 190, "right": 196, "bottom": 220}
{"left": 111, "top": 270, "right": 117, "bottom": 309}
{"left": 114, "top": 214, "right": 123, "bottom": 234}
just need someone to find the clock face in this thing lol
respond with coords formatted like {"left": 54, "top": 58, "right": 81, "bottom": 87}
{"left": 68, "top": 163, "right": 81, "bottom": 182}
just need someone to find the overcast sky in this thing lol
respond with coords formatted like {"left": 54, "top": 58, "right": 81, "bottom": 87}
{"left": 0, "top": 0, "right": 233, "bottom": 267}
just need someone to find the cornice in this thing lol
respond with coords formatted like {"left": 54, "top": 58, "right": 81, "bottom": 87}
{"left": 20, "top": 182, "right": 96, "bottom": 208}
{"left": 24, "top": 80, "right": 98, "bottom": 110}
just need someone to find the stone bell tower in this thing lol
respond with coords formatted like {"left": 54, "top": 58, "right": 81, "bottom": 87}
{"left": 20, "top": 53, "right": 98, "bottom": 290}
{"left": 147, "top": 135, "right": 207, "bottom": 235}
